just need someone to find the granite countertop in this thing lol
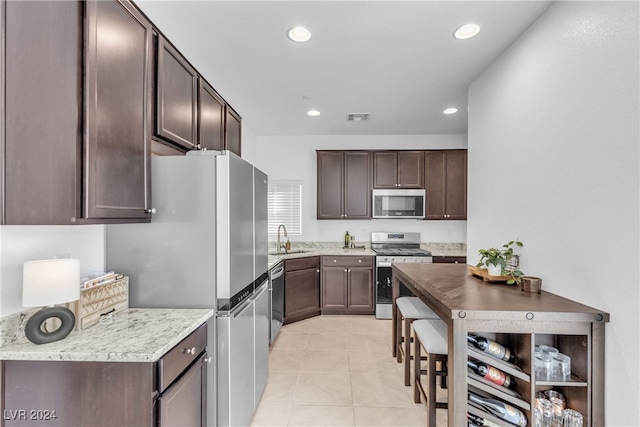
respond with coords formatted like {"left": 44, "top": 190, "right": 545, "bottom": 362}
{"left": 268, "top": 241, "right": 467, "bottom": 268}
{"left": 0, "top": 308, "right": 214, "bottom": 363}
{"left": 268, "top": 246, "right": 375, "bottom": 268}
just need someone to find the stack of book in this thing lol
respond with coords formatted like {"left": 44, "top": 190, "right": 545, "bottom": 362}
{"left": 80, "top": 271, "right": 124, "bottom": 289}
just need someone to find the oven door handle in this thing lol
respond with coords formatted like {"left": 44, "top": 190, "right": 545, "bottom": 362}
{"left": 377, "top": 262, "right": 392, "bottom": 268}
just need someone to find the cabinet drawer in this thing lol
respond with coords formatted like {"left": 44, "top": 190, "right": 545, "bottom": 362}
{"left": 432, "top": 256, "right": 467, "bottom": 264}
{"left": 285, "top": 256, "right": 320, "bottom": 272}
{"left": 322, "top": 256, "right": 374, "bottom": 267}
{"left": 158, "top": 323, "right": 207, "bottom": 393}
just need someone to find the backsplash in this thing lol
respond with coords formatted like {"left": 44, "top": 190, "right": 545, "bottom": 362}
{"left": 270, "top": 241, "right": 467, "bottom": 256}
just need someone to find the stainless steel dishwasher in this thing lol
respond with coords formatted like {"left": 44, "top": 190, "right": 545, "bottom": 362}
{"left": 269, "top": 262, "right": 285, "bottom": 345}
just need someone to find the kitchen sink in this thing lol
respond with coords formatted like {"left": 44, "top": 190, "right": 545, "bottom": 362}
{"left": 268, "top": 249, "right": 309, "bottom": 256}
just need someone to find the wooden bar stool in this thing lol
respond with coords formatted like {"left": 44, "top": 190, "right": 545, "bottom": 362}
{"left": 394, "top": 296, "right": 439, "bottom": 386}
{"left": 413, "top": 319, "right": 448, "bottom": 427}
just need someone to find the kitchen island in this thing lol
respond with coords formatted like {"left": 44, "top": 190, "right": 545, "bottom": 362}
{"left": 391, "top": 263, "right": 609, "bottom": 426}
{"left": 0, "top": 308, "right": 213, "bottom": 426}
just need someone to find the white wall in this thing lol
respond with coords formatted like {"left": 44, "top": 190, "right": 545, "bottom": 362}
{"left": 0, "top": 226, "right": 106, "bottom": 317}
{"left": 241, "top": 123, "right": 258, "bottom": 165}
{"left": 255, "top": 134, "right": 468, "bottom": 243}
{"left": 468, "top": 2, "right": 639, "bottom": 425}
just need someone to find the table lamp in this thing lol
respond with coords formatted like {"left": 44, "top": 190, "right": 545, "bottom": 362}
{"left": 22, "top": 258, "right": 80, "bottom": 345}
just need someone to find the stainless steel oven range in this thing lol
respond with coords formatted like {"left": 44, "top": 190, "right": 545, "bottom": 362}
{"left": 371, "top": 232, "right": 432, "bottom": 319}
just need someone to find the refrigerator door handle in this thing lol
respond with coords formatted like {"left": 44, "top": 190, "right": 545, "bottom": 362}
{"left": 252, "top": 280, "right": 269, "bottom": 299}
{"left": 229, "top": 298, "right": 254, "bottom": 319}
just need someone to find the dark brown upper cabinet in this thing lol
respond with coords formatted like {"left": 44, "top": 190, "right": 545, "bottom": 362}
{"left": 2, "top": 0, "right": 152, "bottom": 225}
{"left": 198, "top": 79, "right": 225, "bottom": 151}
{"left": 85, "top": 0, "right": 153, "bottom": 222}
{"left": 373, "top": 151, "right": 424, "bottom": 188}
{"left": 317, "top": 151, "right": 371, "bottom": 220}
{"left": 225, "top": 107, "right": 242, "bottom": 157}
{"left": 156, "top": 36, "right": 198, "bottom": 150}
{"left": 425, "top": 150, "right": 467, "bottom": 220}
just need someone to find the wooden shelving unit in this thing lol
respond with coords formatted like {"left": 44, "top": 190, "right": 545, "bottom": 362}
{"left": 391, "top": 263, "right": 609, "bottom": 427}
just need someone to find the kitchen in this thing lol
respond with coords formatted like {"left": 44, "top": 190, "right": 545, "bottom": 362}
{"left": 0, "top": 1, "right": 638, "bottom": 427}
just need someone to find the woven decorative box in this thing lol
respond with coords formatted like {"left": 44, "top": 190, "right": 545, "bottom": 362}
{"left": 67, "top": 277, "right": 129, "bottom": 330}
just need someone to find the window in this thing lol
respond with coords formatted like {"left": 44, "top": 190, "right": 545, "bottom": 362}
{"left": 268, "top": 180, "right": 302, "bottom": 235}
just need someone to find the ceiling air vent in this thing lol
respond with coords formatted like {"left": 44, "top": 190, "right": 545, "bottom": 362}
{"left": 346, "top": 113, "right": 371, "bottom": 122}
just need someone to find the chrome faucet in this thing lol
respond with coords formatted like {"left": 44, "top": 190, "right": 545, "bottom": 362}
{"left": 277, "top": 224, "right": 289, "bottom": 254}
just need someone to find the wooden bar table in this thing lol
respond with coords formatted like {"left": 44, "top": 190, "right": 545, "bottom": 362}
{"left": 391, "top": 263, "right": 609, "bottom": 427}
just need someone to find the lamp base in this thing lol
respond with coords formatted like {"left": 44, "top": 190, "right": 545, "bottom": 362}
{"left": 25, "top": 306, "right": 76, "bottom": 345}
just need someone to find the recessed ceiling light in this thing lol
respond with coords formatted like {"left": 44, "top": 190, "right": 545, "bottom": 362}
{"left": 307, "top": 110, "right": 320, "bottom": 117}
{"left": 454, "top": 23, "right": 480, "bottom": 40}
{"left": 288, "top": 26, "right": 312, "bottom": 43}
{"left": 443, "top": 107, "right": 458, "bottom": 115}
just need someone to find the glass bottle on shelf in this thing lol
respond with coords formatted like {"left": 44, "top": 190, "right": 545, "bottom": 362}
{"left": 468, "top": 392, "right": 527, "bottom": 426}
{"left": 468, "top": 412, "right": 502, "bottom": 427}
{"left": 468, "top": 334, "right": 516, "bottom": 363}
{"left": 467, "top": 359, "right": 516, "bottom": 389}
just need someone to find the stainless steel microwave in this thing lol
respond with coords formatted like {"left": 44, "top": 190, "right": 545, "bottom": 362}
{"left": 372, "top": 189, "right": 425, "bottom": 219}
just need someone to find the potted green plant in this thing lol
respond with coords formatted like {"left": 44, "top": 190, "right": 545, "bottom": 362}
{"left": 477, "top": 240, "right": 524, "bottom": 284}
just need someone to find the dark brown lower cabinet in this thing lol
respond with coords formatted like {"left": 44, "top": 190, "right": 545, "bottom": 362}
{"left": 284, "top": 257, "right": 320, "bottom": 324}
{"left": 321, "top": 256, "right": 374, "bottom": 315}
{"left": 157, "top": 352, "right": 208, "bottom": 427}
{"left": 1, "top": 324, "right": 207, "bottom": 426}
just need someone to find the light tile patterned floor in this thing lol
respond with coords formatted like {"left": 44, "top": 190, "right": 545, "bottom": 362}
{"left": 250, "top": 315, "right": 448, "bottom": 427}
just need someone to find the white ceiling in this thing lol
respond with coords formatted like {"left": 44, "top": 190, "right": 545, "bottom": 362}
{"left": 136, "top": 1, "right": 552, "bottom": 136}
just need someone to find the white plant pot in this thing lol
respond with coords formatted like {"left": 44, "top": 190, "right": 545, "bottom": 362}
{"left": 487, "top": 263, "right": 502, "bottom": 276}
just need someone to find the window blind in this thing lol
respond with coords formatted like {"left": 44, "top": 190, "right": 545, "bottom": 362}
{"left": 268, "top": 180, "right": 302, "bottom": 235}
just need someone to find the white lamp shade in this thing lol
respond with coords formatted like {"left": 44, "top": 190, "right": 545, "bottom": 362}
{"left": 22, "top": 258, "right": 80, "bottom": 307}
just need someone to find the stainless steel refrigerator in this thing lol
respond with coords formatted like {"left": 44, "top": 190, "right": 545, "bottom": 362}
{"left": 106, "top": 151, "right": 268, "bottom": 427}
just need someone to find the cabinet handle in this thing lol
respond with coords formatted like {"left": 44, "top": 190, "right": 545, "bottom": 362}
{"left": 184, "top": 346, "right": 196, "bottom": 355}
{"left": 203, "top": 356, "right": 213, "bottom": 364}
{"left": 316, "top": 269, "right": 320, "bottom": 273}
{"left": 146, "top": 208, "right": 157, "bottom": 214}
{"left": 333, "top": 259, "right": 337, "bottom": 263}
{"left": 358, "top": 259, "right": 362, "bottom": 263}
{"left": 344, "top": 269, "right": 348, "bottom": 272}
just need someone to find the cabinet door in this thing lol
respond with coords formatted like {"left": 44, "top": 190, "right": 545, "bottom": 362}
{"left": 225, "top": 107, "right": 242, "bottom": 156}
{"left": 156, "top": 36, "right": 198, "bottom": 150}
{"left": 158, "top": 353, "right": 207, "bottom": 427}
{"left": 425, "top": 151, "right": 447, "bottom": 220}
{"left": 317, "top": 151, "right": 344, "bottom": 219}
{"left": 198, "top": 79, "right": 225, "bottom": 151}
{"left": 3, "top": 360, "right": 155, "bottom": 426}
{"left": 445, "top": 150, "right": 467, "bottom": 220}
{"left": 284, "top": 268, "right": 320, "bottom": 323}
{"left": 321, "top": 267, "right": 348, "bottom": 310}
{"left": 397, "top": 151, "right": 424, "bottom": 188}
{"left": 4, "top": 0, "right": 82, "bottom": 224}
{"left": 347, "top": 267, "right": 374, "bottom": 313}
{"left": 85, "top": 0, "right": 152, "bottom": 221}
{"left": 425, "top": 150, "right": 467, "bottom": 220}
{"left": 373, "top": 151, "right": 397, "bottom": 188}
{"left": 344, "top": 151, "right": 371, "bottom": 218}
